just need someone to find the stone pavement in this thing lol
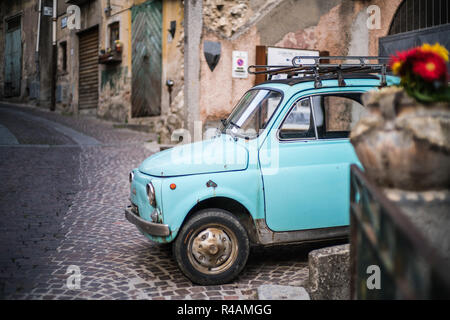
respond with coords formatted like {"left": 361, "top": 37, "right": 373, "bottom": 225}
{"left": 0, "top": 102, "right": 336, "bottom": 300}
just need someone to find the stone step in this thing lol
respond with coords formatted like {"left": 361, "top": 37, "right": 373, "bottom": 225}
{"left": 257, "top": 285, "right": 310, "bottom": 300}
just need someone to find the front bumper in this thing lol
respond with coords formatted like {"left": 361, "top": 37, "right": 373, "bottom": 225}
{"left": 125, "top": 206, "right": 170, "bottom": 237}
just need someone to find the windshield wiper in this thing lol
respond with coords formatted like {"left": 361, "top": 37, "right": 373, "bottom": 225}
{"left": 228, "top": 120, "right": 241, "bottom": 129}
{"left": 222, "top": 121, "right": 240, "bottom": 141}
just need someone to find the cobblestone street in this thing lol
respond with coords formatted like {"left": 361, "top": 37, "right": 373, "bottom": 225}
{"left": 0, "top": 103, "right": 337, "bottom": 300}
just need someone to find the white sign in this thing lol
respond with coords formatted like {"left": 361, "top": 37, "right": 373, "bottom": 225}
{"left": 267, "top": 47, "right": 319, "bottom": 80}
{"left": 61, "top": 16, "right": 68, "bottom": 29}
{"left": 43, "top": 6, "right": 53, "bottom": 16}
{"left": 232, "top": 51, "right": 248, "bottom": 79}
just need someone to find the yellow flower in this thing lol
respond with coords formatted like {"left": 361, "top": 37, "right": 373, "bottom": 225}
{"left": 421, "top": 43, "right": 449, "bottom": 61}
{"left": 392, "top": 61, "right": 403, "bottom": 74}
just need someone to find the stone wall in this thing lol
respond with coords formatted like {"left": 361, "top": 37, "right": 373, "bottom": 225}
{"left": 198, "top": 0, "right": 403, "bottom": 127}
{"left": 0, "top": 0, "right": 53, "bottom": 105}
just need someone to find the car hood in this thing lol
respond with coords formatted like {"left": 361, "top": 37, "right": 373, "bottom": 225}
{"left": 139, "top": 135, "right": 249, "bottom": 177}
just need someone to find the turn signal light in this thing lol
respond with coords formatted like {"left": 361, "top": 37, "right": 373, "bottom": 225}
{"left": 170, "top": 183, "right": 176, "bottom": 190}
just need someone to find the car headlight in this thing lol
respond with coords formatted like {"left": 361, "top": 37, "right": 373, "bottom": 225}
{"left": 129, "top": 171, "right": 134, "bottom": 184}
{"left": 146, "top": 182, "right": 156, "bottom": 207}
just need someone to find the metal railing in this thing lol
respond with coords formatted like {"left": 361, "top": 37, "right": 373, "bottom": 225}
{"left": 350, "top": 164, "right": 450, "bottom": 299}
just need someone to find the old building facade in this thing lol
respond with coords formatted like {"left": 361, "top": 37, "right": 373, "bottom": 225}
{"left": 1, "top": 0, "right": 449, "bottom": 143}
{"left": 0, "top": 0, "right": 54, "bottom": 107}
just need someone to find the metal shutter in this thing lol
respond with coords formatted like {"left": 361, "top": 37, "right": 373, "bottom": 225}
{"left": 78, "top": 27, "right": 99, "bottom": 110}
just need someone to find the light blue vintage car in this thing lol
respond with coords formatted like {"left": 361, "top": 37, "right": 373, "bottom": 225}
{"left": 125, "top": 57, "right": 399, "bottom": 284}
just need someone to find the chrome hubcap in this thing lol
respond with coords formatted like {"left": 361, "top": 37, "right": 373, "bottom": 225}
{"left": 191, "top": 227, "right": 232, "bottom": 269}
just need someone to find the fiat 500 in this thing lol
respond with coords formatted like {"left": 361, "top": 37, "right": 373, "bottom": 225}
{"left": 125, "top": 67, "right": 398, "bottom": 285}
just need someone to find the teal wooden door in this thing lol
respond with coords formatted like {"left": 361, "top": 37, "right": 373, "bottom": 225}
{"left": 131, "top": 0, "right": 162, "bottom": 117}
{"left": 4, "top": 18, "right": 22, "bottom": 97}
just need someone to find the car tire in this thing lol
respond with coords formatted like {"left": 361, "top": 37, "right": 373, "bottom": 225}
{"left": 173, "top": 208, "right": 250, "bottom": 285}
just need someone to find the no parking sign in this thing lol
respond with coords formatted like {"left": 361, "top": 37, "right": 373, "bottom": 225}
{"left": 232, "top": 51, "right": 248, "bottom": 79}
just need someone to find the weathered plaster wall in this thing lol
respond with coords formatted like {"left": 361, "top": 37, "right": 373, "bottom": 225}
{"left": 203, "top": 0, "right": 254, "bottom": 38}
{"left": 274, "top": 0, "right": 402, "bottom": 56}
{"left": 257, "top": 0, "right": 340, "bottom": 47}
{"left": 0, "top": 0, "right": 52, "bottom": 105}
{"left": 155, "top": 0, "right": 185, "bottom": 143}
{"left": 97, "top": 0, "right": 133, "bottom": 122}
{"left": 54, "top": 0, "right": 101, "bottom": 114}
{"left": 198, "top": 0, "right": 403, "bottom": 126}
{"left": 20, "top": 2, "right": 42, "bottom": 102}
{"left": 96, "top": 0, "right": 185, "bottom": 145}
{"left": 200, "top": 26, "right": 259, "bottom": 122}
{"left": 365, "top": 0, "right": 403, "bottom": 55}
{"left": 199, "top": 0, "right": 275, "bottom": 125}
{"left": 98, "top": 65, "right": 130, "bottom": 121}
{"left": 55, "top": 3, "right": 71, "bottom": 113}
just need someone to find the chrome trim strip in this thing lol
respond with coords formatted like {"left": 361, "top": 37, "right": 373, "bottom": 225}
{"left": 310, "top": 96, "right": 319, "bottom": 139}
{"left": 254, "top": 218, "right": 348, "bottom": 245}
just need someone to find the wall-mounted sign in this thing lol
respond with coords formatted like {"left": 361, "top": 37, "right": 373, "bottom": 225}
{"left": 267, "top": 47, "right": 319, "bottom": 80}
{"left": 43, "top": 6, "right": 53, "bottom": 16}
{"left": 61, "top": 16, "right": 68, "bottom": 29}
{"left": 232, "top": 51, "right": 248, "bottom": 78}
{"left": 204, "top": 41, "right": 221, "bottom": 72}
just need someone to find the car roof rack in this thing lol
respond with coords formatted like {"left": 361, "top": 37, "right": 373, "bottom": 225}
{"left": 248, "top": 56, "right": 391, "bottom": 88}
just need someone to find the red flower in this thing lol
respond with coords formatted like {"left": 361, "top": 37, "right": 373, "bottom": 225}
{"left": 412, "top": 52, "right": 447, "bottom": 82}
{"left": 390, "top": 48, "right": 421, "bottom": 75}
{"left": 388, "top": 43, "right": 449, "bottom": 103}
{"left": 390, "top": 46, "right": 448, "bottom": 82}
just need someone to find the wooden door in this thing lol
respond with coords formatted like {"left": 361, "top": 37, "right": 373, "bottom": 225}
{"left": 131, "top": 0, "right": 162, "bottom": 117}
{"left": 4, "top": 16, "right": 22, "bottom": 97}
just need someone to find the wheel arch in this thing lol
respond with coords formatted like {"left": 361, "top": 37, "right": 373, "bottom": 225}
{"left": 180, "top": 196, "right": 259, "bottom": 244}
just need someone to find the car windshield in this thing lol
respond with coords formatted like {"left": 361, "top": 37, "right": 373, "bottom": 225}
{"left": 222, "top": 89, "right": 282, "bottom": 139}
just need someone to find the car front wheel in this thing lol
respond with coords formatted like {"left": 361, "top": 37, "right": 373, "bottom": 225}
{"left": 173, "top": 209, "right": 250, "bottom": 285}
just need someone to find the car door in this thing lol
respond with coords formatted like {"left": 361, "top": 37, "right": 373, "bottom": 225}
{"left": 259, "top": 91, "right": 367, "bottom": 232}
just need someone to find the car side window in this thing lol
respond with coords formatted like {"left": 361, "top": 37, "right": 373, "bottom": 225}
{"left": 278, "top": 98, "right": 316, "bottom": 140}
{"left": 312, "top": 94, "right": 368, "bottom": 139}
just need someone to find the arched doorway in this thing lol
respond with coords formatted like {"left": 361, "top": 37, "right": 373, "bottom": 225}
{"left": 379, "top": 0, "right": 449, "bottom": 56}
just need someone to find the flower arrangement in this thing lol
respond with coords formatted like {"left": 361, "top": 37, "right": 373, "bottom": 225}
{"left": 390, "top": 43, "right": 450, "bottom": 103}
{"left": 114, "top": 40, "right": 122, "bottom": 53}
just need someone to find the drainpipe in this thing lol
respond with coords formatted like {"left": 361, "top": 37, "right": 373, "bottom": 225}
{"left": 50, "top": 0, "right": 57, "bottom": 111}
{"left": 35, "top": 0, "right": 42, "bottom": 94}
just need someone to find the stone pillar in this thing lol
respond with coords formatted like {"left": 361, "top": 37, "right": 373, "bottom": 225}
{"left": 184, "top": 0, "right": 202, "bottom": 141}
{"left": 308, "top": 244, "right": 350, "bottom": 300}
